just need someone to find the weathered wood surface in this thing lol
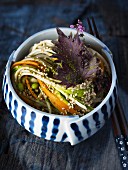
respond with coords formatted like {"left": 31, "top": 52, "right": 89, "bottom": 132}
{"left": 0, "top": 0, "right": 128, "bottom": 169}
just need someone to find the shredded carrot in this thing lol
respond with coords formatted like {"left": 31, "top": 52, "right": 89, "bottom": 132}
{"left": 25, "top": 76, "right": 38, "bottom": 99}
{"left": 100, "top": 59, "right": 105, "bottom": 72}
{"left": 12, "top": 60, "right": 45, "bottom": 72}
{"left": 37, "top": 79, "right": 77, "bottom": 115}
{"left": 11, "top": 60, "right": 40, "bottom": 68}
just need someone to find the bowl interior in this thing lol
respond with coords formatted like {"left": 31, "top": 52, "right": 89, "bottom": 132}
{"left": 10, "top": 27, "right": 116, "bottom": 118}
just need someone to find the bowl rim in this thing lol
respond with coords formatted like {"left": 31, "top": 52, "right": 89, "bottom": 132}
{"left": 7, "top": 27, "right": 117, "bottom": 119}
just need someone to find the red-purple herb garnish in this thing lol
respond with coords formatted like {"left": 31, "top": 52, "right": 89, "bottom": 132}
{"left": 52, "top": 19, "right": 111, "bottom": 99}
{"left": 53, "top": 28, "right": 98, "bottom": 87}
{"left": 70, "top": 19, "right": 85, "bottom": 36}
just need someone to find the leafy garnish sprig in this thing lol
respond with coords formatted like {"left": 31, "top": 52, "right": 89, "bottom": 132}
{"left": 52, "top": 20, "right": 99, "bottom": 87}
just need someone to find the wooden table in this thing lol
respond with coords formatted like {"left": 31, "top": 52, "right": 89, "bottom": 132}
{"left": 0, "top": 0, "right": 128, "bottom": 169}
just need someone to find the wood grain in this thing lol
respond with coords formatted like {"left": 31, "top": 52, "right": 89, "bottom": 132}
{"left": 0, "top": 0, "right": 128, "bottom": 169}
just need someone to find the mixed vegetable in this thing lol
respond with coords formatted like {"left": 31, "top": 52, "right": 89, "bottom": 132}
{"left": 11, "top": 28, "right": 111, "bottom": 116}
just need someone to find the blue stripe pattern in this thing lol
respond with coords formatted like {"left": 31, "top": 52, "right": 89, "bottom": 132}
{"left": 29, "top": 111, "right": 36, "bottom": 134}
{"left": 93, "top": 112, "right": 100, "bottom": 129}
{"left": 109, "top": 96, "right": 113, "bottom": 113}
{"left": 70, "top": 123, "right": 83, "bottom": 141}
{"left": 50, "top": 118, "right": 60, "bottom": 141}
{"left": 13, "top": 100, "right": 18, "bottom": 118}
{"left": 101, "top": 104, "right": 108, "bottom": 121}
{"left": 2, "top": 75, "right": 6, "bottom": 93}
{"left": 61, "top": 133, "right": 68, "bottom": 142}
{"left": 5, "top": 84, "right": 8, "bottom": 101}
{"left": 113, "top": 87, "right": 117, "bottom": 103}
{"left": 41, "top": 116, "right": 49, "bottom": 138}
{"left": 9, "top": 91, "right": 12, "bottom": 111}
{"left": 83, "top": 119, "right": 91, "bottom": 136}
{"left": 21, "top": 106, "right": 26, "bottom": 128}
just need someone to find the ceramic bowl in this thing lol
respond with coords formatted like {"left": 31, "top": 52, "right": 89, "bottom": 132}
{"left": 2, "top": 28, "right": 117, "bottom": 145}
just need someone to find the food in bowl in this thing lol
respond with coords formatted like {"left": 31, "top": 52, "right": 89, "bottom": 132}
{"left": 3, "top": 25, "right": 117, "bottom": 145}
{"left": 10, "top": 27, "right": 111, "bottom": 116}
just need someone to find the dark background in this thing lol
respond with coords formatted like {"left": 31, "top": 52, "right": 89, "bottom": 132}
{"left": 0, "top": 0, "right": 128, "bottom": 169}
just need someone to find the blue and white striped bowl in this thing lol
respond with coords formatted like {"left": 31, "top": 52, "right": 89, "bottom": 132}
{"left": 2, "top": 28, "right": 117, "bottom": 145}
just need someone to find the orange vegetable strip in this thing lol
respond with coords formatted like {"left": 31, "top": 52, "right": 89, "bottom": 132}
{"left": 25, "top": 76, "right": 38, "bottom": 99}
{"left": 99, "top": 59, "right": 104, "bottom": 72}
{"left": 37, "top": 79, "right": 77, "bottom": 115}
{"left": 12, "top": 60, "right": 40, "bottom": 68}
{"left": 12, "top": 60, "right": 45, "bottom": 71}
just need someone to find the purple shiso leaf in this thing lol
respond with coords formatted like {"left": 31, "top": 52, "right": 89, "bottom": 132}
{"left": 52, "top": 28, "right": 98, "bottom": 87}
